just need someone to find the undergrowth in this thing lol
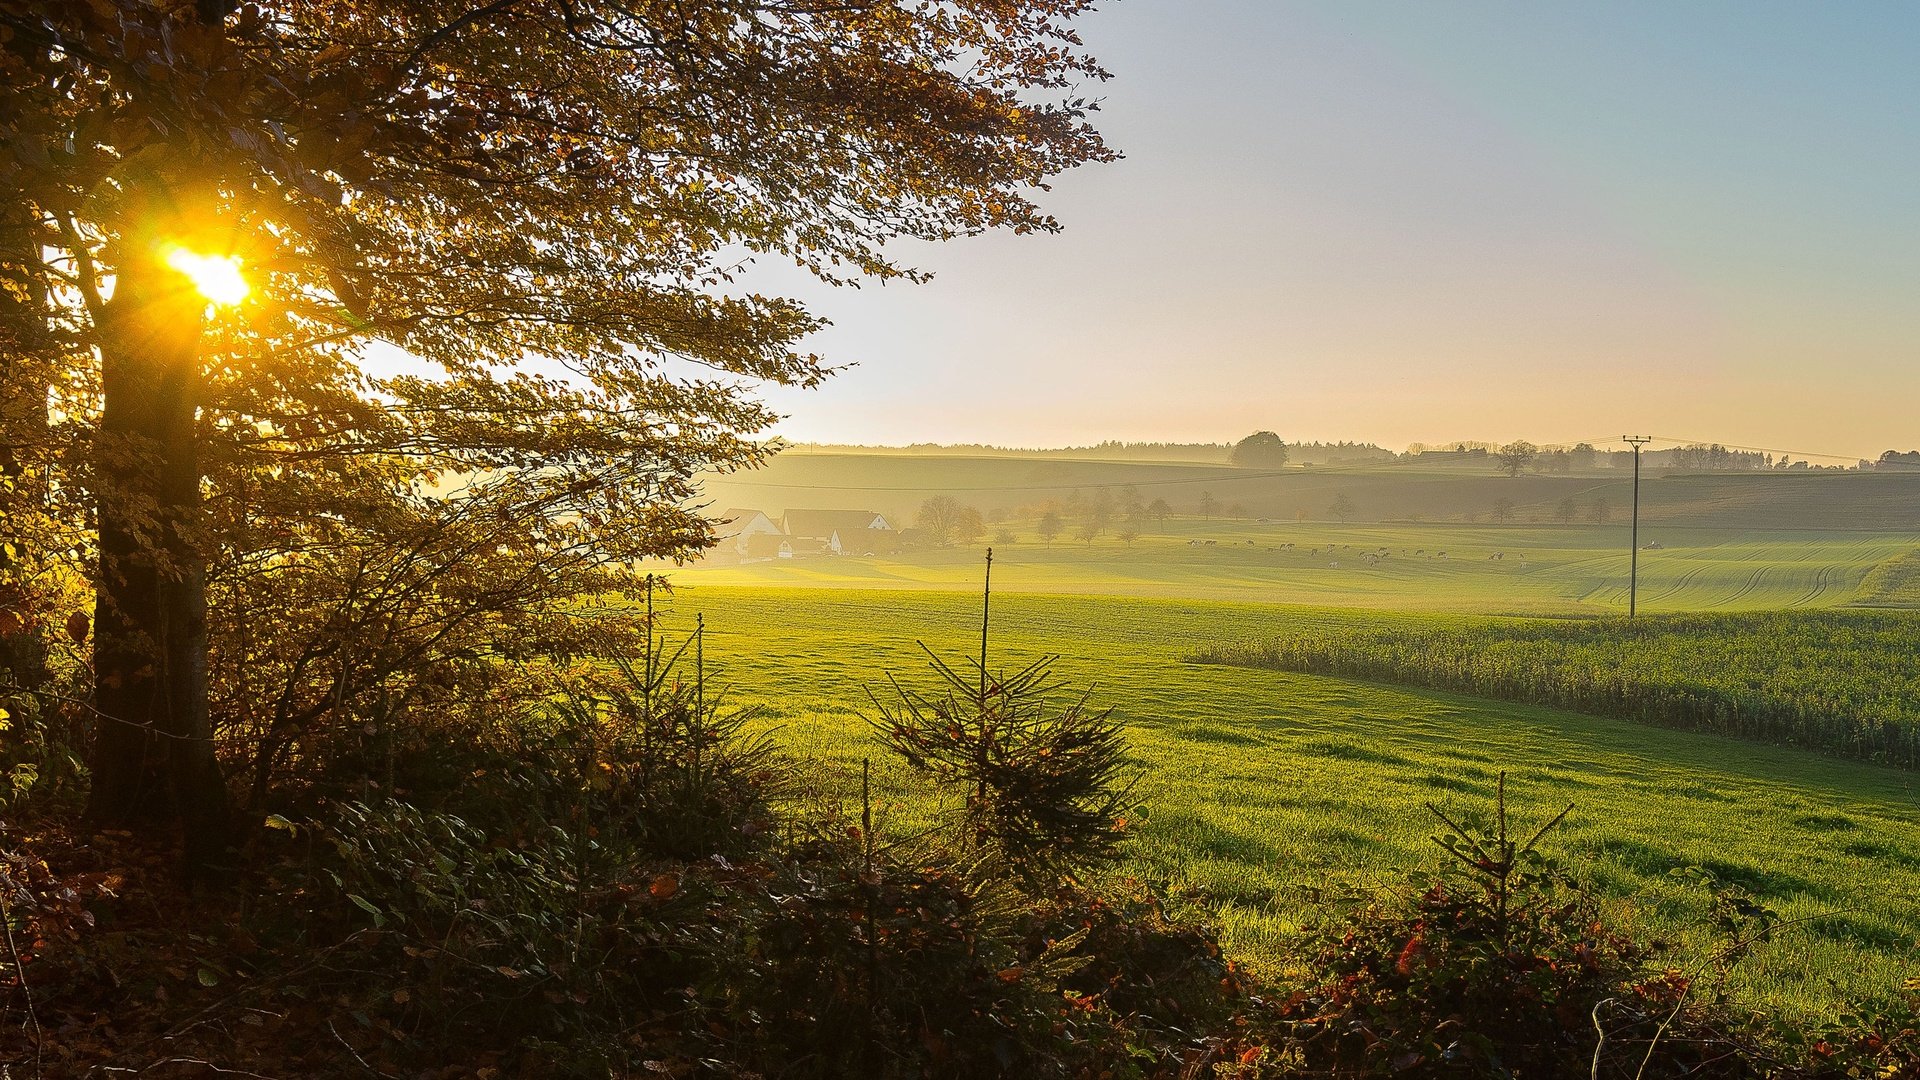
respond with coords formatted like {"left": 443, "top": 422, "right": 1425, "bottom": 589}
{"left": 7, "top": 574, "right": 1920, "bottom": 1076}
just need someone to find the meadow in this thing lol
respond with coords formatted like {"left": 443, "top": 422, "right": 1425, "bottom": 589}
{"left": 662, "top": 585, "right": 1920, "bottom": 1022}
{"left": 676, "top": 516, "right": 1915, "bottom": 614}
{"left": 650, "top": 466, "right": 1920, "bottom": 1021}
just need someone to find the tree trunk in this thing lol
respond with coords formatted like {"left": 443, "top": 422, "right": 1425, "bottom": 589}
{"left": 84, "top": 252, "right": 232, "bottom": 876}
{"left": 0, "top": 209, "right": 51, "bottom": 696}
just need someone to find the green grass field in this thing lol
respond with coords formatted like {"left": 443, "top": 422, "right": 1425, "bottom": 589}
{"left": 671, "top": 518, "right": 1917, "bottom": 614}
{"left": 645, "top": 463, "right": 1920, "bottom": 1021}
{"left": 658, "top": 586, "right": 1920, "bottom": 1022}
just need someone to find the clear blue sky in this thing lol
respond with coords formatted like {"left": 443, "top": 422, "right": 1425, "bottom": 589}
{"left": 748, "top": 1, "right": 1919, "bottom": 458}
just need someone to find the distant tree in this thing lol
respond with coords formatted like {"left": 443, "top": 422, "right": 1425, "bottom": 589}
{"left": 1117, "top": 513, "right": 1141, "bottom": 545}
{"left": 953, "top": 506, "right": 987, "bottom": 545}
{"left": 1496, "top": 441, "right": 1539, "bottom": 477}
{"left": 1556, "top": 497, "right": 1578, "bottom": 525}
{"left": 994, "top": 528, "right": 1018, "bottom": 545}
{"left": 1076, "top": 518, "right": 1102, "bottom": 544}
{"left": 1328, "top": 493, "right": 1356, "bottom": 521}
{"left": 1198, "top": 491, "right": 1220, "bottom": 520}
{"left": 1147, "top": 498, "right": 1174, "bottom": 523}
{"left": 1226, "top": 503, "right": 1247, "bottom": 519}
{"left": 1588, "top": 498, "right": 1612, "bottom": 524}
{"left": 1037, "top": 510, "right": 1064, "bottom": 548}
{"left": 1229, "top": 431, "right": 1290, "bottom": 468}
{"left": 1081, "top": 502, "right": 1113, "bottom": 543}
{"left": 1570, "top": 442, "right": 1599, "bottom": 470}
{"left": 1119, "top": 484, "right": 1144, "bottom": 516}
{"left": 1492, "top": 498, "right": 1517, "bottom": 524}
{"left": 916, "top": 496, "right": 978, "bottom": 547}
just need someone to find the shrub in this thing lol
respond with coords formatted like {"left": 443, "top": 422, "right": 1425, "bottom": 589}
{"left": 1265, "top": 776, "right": 1763, "bottom": 1078}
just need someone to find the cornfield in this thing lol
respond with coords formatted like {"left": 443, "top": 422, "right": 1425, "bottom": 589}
{"left": 1192, "top": 610, "right": 1920, "bottom": 768}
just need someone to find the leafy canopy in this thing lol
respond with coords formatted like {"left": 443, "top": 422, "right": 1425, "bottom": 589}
{"left": 0, "top": 0, "right": 1113, "bottom": 798}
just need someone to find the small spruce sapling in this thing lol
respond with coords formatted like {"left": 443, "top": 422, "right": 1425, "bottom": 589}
{"left": 871, "top": 549, "right": 1133, "bottom": 886}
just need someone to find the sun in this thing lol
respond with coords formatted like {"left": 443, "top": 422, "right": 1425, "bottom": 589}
{"left": 163, "top": 246, "right": 250, "bottom": 306}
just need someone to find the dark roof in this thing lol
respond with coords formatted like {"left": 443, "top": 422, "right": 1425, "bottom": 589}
{"left": 713, "top": 508, "right": 774, "bottom": 539}
{"left": 782, "top": 509, "right": 890, "bottom": 539}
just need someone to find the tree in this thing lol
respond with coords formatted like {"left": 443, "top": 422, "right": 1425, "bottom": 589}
{"left": 953, "top": 506, "right": 987, "bottom": 546}
{"left": 1492, "top": 498, "right": 1516, "bottom": 524}
{"left": 1146, "top": 498, "right": 1173, "bottom": 523}
{"left": 1496, "top": 441, "right": 1539, "bottom": 477}
{"left": 1328, "top": 493, "right": 1355, "bottom": 521}
{"left": 1589, "top": 498, "right": 1612, "bottom": 525}
{"left": 1198, "top": 491, "right": 1220, "bottom": 520}
{"left": 1229, "top": 431, "right": 1289, "bottom": 468}
{"left": 1116, "top": 513, "right": 1141, "bottom": 546}
{"left": 1569, "top": 442, "right": 1599, "bottom": 470}
{"left": 1036, "top": 511, "right": 1064, "bottom": 548}
{"left": 916, "top": 498, "right": 985, "bottom": 546}
{"left": 3, "top": 0, "right": 1112, "bottom": 865}
{"left": 1556, "top": 497, "right": 1578, "bottom": 525}
{"left": 1078, "top": 503, "right": 1112, "bottom": 544}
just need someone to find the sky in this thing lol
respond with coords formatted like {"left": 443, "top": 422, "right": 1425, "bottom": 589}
{"left": 738, "top": 1, "right": 1920, "bottom": 460}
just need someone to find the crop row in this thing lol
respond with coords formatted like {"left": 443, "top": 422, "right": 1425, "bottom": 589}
{"left": 1191, "top": 610, "right": 1920, "bottom": 768}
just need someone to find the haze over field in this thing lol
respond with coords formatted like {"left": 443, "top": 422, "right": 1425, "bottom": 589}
{"left": 747, "top": 1, "right": 1920, "bottom": 459}
{"left": 15, "top": 2, "right": 1920, "bottom": 1074}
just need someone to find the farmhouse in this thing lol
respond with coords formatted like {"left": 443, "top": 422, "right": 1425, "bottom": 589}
{"left": 710, "top": 508, "right": 784, "bottom": 560}
{"left": 782, "top": 509, "right": 895, "bottom": 555}
{"left": 741, "top": 532, "right": 796, "bottom": 561}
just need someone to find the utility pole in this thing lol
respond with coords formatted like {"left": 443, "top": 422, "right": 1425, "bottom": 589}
{"left": 1623, "top": 435, "right": 1652, "bottom": 617}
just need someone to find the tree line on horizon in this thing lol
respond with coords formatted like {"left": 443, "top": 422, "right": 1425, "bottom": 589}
{"left": 790, "top": 434, "right": 1906, "bottom": 473}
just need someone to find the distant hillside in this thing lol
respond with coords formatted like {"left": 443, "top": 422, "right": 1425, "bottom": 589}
{"left": 785, "top": 440, "right": 1234, "bottom": 463}
{"left": 784, "top": 439, "right": 1396, "bottom": 466}
{"left": 700, "top": 451, "right": 1920, "bottom": 532}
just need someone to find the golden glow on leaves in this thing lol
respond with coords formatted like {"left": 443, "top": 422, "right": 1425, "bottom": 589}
{"left": 163, "top": 247, "right": 250, "bottom": 305}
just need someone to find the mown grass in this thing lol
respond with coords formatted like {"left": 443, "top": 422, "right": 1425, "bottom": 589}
{"left": 1191, "top": 610, "right": 1920, "bottom": 767}
{"left": 660, "top": 585, "right": 1920, "bottom": 1023}
{"left": 671, "top": 520, "right": 1914, "bottom": 613}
